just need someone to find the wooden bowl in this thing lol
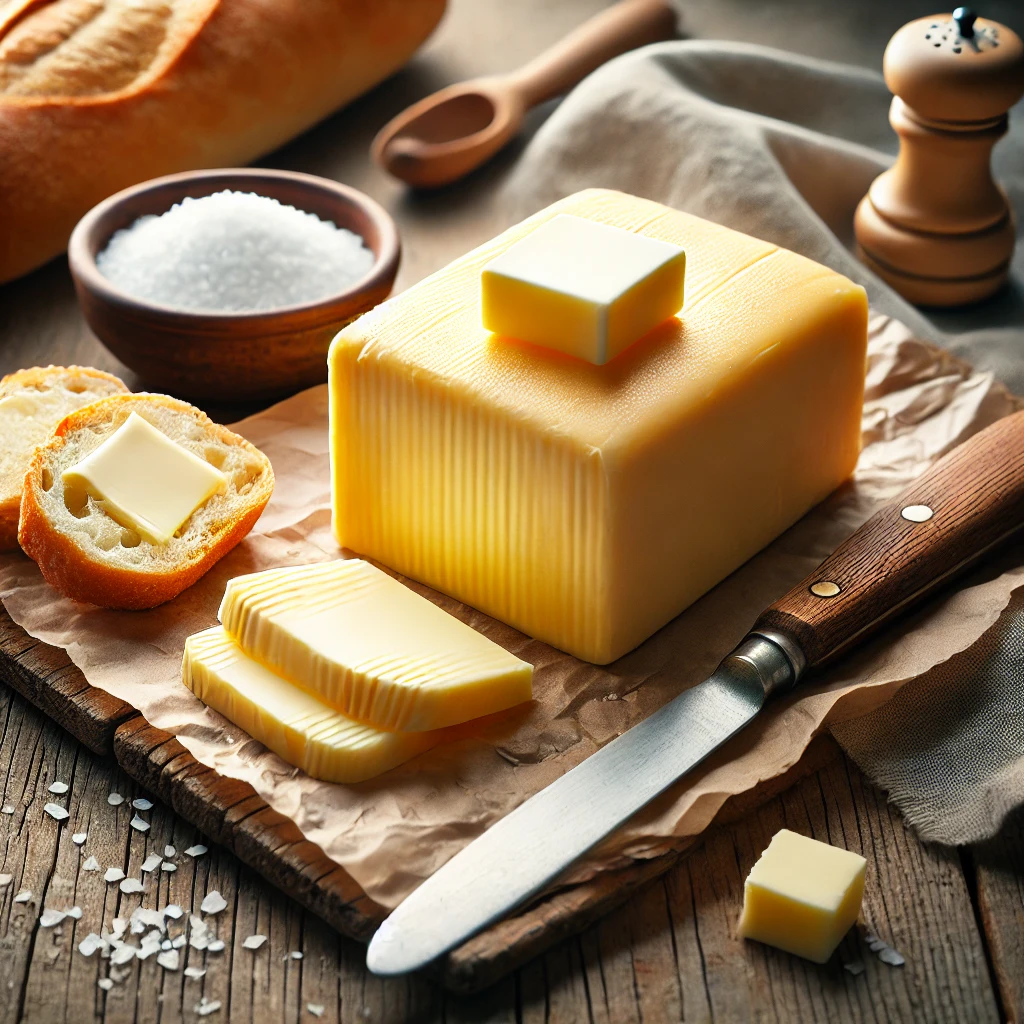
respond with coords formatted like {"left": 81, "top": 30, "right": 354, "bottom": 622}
{"left": 68, "top": 168, "right": 400, "bottom": 402}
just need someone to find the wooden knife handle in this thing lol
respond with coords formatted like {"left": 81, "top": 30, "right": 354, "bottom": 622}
{"left": 752, "top": 409, "right": 1024, "bottom": 674}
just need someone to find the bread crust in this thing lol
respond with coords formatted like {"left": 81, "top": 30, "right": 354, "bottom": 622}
{"left": 0, "top": 0, "right": 446, "bottom": 282}
{"left": 18, "top": 393, "right": 274, "bottom": 609}
{"left": 0, "top": 364, "right": 129, "bottom": 551}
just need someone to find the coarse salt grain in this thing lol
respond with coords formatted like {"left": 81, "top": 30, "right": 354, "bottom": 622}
{"left": 97, "top": 191, "right": 375, "bottom": 314}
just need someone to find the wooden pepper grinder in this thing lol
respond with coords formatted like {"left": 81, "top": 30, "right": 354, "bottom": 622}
{"left": 855, "top": 8, "right": 1024, "bottom": 306}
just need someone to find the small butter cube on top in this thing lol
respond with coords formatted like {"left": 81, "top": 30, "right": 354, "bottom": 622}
{"left": 481, "top": 214, "right": 686, "bottom": 365}
{"left": 219, "top": 559, "right": 533, "bottom": 732}
{"left": 738, "top": 829, "right": 867, "bottom": 963}
{"left": 62, "top": 412, "right": 225, "bottom": 544}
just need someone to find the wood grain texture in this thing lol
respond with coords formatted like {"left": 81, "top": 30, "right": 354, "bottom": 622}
{"left": 755, "top": 409, "right": 1024, "bottom": 670}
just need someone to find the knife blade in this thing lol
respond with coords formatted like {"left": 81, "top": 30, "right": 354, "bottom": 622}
{"left": 367, "top": 407, "right": 1024, "bottom": 977}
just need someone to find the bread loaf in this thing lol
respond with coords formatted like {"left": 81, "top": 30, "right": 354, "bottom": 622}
{"left": 0, "top": 0, "right": 446, "bottom": 282}
{"left": 0, "top": 364, "right": 129, "bottom": 551}
{"left": 19, "top": 393, "right": 274, "bottom": 608}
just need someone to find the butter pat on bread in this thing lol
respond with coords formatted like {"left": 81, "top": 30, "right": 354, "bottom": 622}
{"left": 19, "top": 394, "right": 273, "bottom": 609}
{"left": 0, "top": 365, "right": 128, "bottom": 551}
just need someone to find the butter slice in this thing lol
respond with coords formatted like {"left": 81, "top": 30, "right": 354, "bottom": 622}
{"left": 481, "top": 214, "right": 686, "bottom": 365}
{"left": 182, "top": 626, "right": 437, "bottom": 784}
{"left": 738, "top": 829, "right": 867, "bottom": 964}
{"left": 219, "top": 560, "right": 533, "bottom": 732}
{"left": 330, "top": 188, "right": 868, "bottom": 664}
{"left": 62, "top": 412, "right": 225, "bottom": 544}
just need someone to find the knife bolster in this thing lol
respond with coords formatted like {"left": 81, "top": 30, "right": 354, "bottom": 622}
{"left": 721, "top": 634, "right": 798, "bottom": 700}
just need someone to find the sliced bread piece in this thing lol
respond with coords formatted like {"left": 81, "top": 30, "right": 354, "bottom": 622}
{"left": 19, "top": 394, "right": 274, "bottom": 609}
{"left": 0, "top": 366, "right": 129, "bottom": 550}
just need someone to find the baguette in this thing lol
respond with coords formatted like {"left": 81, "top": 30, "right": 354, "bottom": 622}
{"left": 0, "top": 365, "right": 129, "bottom": 551}
{"left": 0, "top": 0, "right": 446, "bottom": 282}
{"left": 19, "top": 393, "right": 273, "bottom": 609}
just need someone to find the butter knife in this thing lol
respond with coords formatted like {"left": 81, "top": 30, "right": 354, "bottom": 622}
{"left": 367, "top": 408, "right": 1024, "bottom": 976}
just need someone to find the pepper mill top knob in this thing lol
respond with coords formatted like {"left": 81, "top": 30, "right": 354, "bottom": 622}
{"left": 883, "top": 9, "right": 1024, "bottom": 122}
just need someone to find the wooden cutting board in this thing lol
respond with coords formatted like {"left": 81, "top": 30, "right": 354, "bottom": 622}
{"left": 0, "top": 603, "right": 838, "bottom": 993}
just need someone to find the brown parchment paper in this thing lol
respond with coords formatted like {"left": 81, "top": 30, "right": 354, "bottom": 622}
{"left": 2, "top": 315, "right": 1023, "bottom": 910}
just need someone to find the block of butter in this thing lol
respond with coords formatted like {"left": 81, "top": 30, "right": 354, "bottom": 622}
{"left": 481, "top": 214, "right": 687, "bottom": 365}
{"left": 738, "top": 829, "right": 867, "bottom": 963}
{"left": 183, "top": 626, "right": 437, "bottom": 784}
{"left": 62, "top": 411, "right": 226, "bottom": 545}
{"left": 219, "top": 559, "right": 533, "bottom": 732}
{"left": 330, "top": 188, "right": 868, "bottom": 664}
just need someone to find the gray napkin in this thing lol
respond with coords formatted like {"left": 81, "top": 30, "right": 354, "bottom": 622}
{"left": 500, "top": 39, "right": 1024, "bottom": 844}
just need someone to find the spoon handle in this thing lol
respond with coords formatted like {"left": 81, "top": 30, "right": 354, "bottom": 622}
{"left": 509, "top": 0, "right": 677, "bottom": 108}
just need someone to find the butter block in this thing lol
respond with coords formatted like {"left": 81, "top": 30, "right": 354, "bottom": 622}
{"left": 738, "top": 829, "right": 867, "bottom": 963}
{"left": 219, "top": 559, "right": 533, "bottom": 732}
{"left": 62, "top": 412, "right": 225, "bottom": 544}
{"left": 330, "top": 188, "right": 868, "bottom": 664}
{"left": 481, "top": 214, "right": 686, "bottom": 365}
{"left": 182, "top": 626, "right": 437, "bottom": 784}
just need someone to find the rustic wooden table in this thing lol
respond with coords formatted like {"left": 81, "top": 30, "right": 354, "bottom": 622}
{"left": 2, "top": 1, "right": 1024, "bottom": 1021}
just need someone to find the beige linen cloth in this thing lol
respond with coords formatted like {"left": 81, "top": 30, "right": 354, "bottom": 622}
{"left": 2, "top": 43, "right": 1024, "bottom": 912}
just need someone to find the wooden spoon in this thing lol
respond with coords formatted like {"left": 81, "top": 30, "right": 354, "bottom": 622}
{"left": 371, "top": 0, "right": 677, "bottom": 189}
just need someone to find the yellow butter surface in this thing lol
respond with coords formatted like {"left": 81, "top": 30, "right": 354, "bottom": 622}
{"left": 481, "top": 214, "right": 686, "bottom": 365}
{"left": 62, "top": 412, "right": 225, "bottom": 544}
{"left": 738, "top": 828, "right": 866, "bottom": 963}
{"left": 219, "top": 559, "right": 533, "bottom": 732}
{"left": 330, "top": 188, "right": 868, "bottom": 664}
{"left": 182, "top": 626, "right": 437, "bottom": 784}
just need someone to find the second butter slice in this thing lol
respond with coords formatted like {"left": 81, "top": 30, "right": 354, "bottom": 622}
{"left": 219, "top": 559, "right": 533, "bottom": 732}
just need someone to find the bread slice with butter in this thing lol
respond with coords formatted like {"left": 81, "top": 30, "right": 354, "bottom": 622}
{"left": 19, "top": 394, "right": 273, "bottom": 609}
{"left": 0, "top": 365, "right": 129, "bottom": 551}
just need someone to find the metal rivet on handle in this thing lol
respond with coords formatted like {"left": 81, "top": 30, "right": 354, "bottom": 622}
{"left": 901, "top": 504, "right": 934, "bottom": 523}
{"left": 810, "top": 581, "right": 841, "bottom": 598}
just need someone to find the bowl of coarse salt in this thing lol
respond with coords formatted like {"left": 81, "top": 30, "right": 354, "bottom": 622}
{"left": 68, "top": 168, "right": 400, "bottom": 402}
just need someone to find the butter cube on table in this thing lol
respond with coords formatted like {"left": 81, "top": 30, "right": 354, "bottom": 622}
{"left": 738, "top": 829, "right": 867, "bottom": 963}
{"left": 330, "top": 188, "right": 868, "bottom": 665}
{"left": 481, "top": 213, "right": 686, "bottom": 365}
{"left": 219, "top": 559, "right": 533, "bottom": 732}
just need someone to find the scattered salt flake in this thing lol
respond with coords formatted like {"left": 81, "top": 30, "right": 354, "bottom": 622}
{"left": 161, "top": 862, "right": 177, "bottom": 873}
{"left": 72, "top": 832, "right": 87, "bottom": 846}
{"left": 206, "top": 939, "right": 225, "bottom": 953}
{"left": 104, "top": 867, "right": 125, "bottom": 883}
{"left": 1, "top": 804, "right": 14, "bottom": 814}
{"left": 138, "top": 934, "right": 163, "bottom": 960}
{"left": 161, "top": 939, "right": 171, "bottom": 951}
{"left": 130, "top": 815, "right": 150, "bottom": 833}
{"left": 97, "top": 978, "right": 113, "bottom": 991}
{"left": 243, "top": 934, "right": 267, "bottom": 950}
{"left": 878, "top": 946, "right": 906, "bottom": 967}
{"left": 185, "top": 845, "right": 208, "bottom": 858}
{"left": 78, "top": 933, "right": 103, "bottom": 957}
{"left": 164, "top": 845, "right": 176, "bottom": 859}
{"left": 48, "top": 781, "right": 69, "bottom": 794}
{"left": 141, "top": 854, "right": 162, "bottom": 873}
{"left": 164, "top": 903, "right": 184, "bottom": 920}
{"left": 189, "top": 934, "right": 209, "bottom": 951}
{"left": 290, "top": 951, "right": 303, "bottom": 960}
{"left": 195, "top": 998, "right": 222, "bottom": 1017}
{"left": 107, "top": 793, "right": 124, "bottom": 807}
{"left": 172, "top": 934, "right": 187, "bottom": 949}
{"left": 201, "top": 891, "right": 227, "bottom": 915}
{"left": 43, "top": 803, "right": 69, "bottom": 821}
{"left": 110, "top": 945, "right": 136, "bottom": 965}
{"left": 189, "top": 915, "right": 207, "bottom": 936}
{"left": 66, "top": 906, "right": 82, "bottom": 920}
{"left": 40, "top": 908, "right": 66, "bottom": 927}
{"left": 184, "top": 967, "right": 206, "bottom": 980}
{"left": 14, "top": 890, "right": 31, "bottom": 903}
{"left": 131, "top": 907, "right": 164, "bottom": 933}
{"left": 157, "top": 948, "right": 179, "bottom": 971}
{"left": 82, "top": 856, "right": 100, "bottom": 872}
{"left": 844, "top": 960, "right": 866, "bottom": 976}
{"left": 119, "top": 878, "right": 145, "bottom": 894}
{"left": 111, "top": 919, "right": 128, "bottom": 940}
{"left": 307, "top": 1005, "right": 325, "bottom": 1018}
{"left": 132, "top": 798, "right": 154, "bottom": 811}
{"left": 0, "top": 873, "right": 11, "bottom": 887}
